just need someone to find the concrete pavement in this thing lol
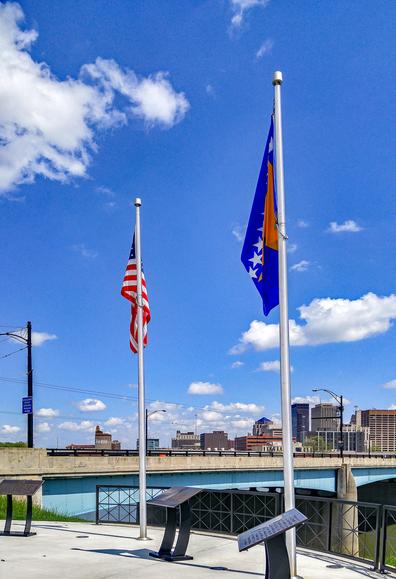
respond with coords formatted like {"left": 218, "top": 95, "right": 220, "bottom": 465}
{"left": 0, "top": 521, "right": 391, "bottom": 579}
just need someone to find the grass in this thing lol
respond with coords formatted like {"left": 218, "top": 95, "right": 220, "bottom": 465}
{"left": 0, "top": 496, "right": 84, "bottom": 523}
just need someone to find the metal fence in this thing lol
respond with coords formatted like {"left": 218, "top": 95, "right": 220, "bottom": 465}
{"left": 95, "top": 485, "right": 396, "bottom": 572}
{"left": 49, "top": 448, "right": 396, "bottom": 458}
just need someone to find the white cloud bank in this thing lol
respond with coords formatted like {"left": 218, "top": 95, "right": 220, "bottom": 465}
{"left": 383, "top": 380, "right": 396, "bottom": 389}
{"left": 231, "top": 292, "right": 396, "bottom": 353}
{"left": 290, "top": 260, "right": 310, "bottom": 273}
{"left": 37, "top": 407, "right": 59, "bottom": 417}
{"left": 58, "top": 420, "right": 95, "bottom": 431}
{"left": 77, "top": 398, "right": 106, "bottom": 412}
{"left": 36, "top": 422, "right": 50, "bottom": 433}
{"left": 188, "top": 382, "right": 224, "bottom": 395}
{"left": 0, "top": 3, "right": 189, "bottom": 194}
{"left": 229, "top": 0, "right": 270, "bottom": 28}
{"left": 11, "top": 328, "right": 57, "bottom": 346}
{"left": 0, "top": 424, "right": 21, "bottom": 434}
{"left": 328, "top": 220, "right": 362, "bottom": 233}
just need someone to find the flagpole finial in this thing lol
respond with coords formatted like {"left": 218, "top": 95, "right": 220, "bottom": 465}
{"left": 272, "top": 71, "right": 283, "bottom": 86}
{"left": 134, "top": 197, "right": 142, "bottom": 207}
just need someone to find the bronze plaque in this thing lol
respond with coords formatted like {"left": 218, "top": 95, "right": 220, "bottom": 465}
{"left": 147, "top": 486, "right": 202, "bottom": 508}
{"left": 238, "top": 508, "right": 307, "bottom": 551}
{"left": 0, "top": 479, "right": 43, "bottom": 496}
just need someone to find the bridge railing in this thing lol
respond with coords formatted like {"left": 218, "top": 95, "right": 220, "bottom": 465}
{"left": 47, "top": 448, "right": 396, "bottom": 459}
{"left": 95, "top": 485, "right": 396, "bottom": 571}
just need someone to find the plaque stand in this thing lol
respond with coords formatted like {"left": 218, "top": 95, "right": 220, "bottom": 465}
{"left": 264, "top": 533, "right": 291, "bottom": 579}
{"left": 150, "top": 501, "right": 193, "bottom": 561}
{"left": 0, "top": 480, "right": 43, "bottom": 538}
{"left": 237, "top": 508, "right": 307, "bottom": 579}
{"left": 147, "top": 486, "right": 202, "bottom": 562}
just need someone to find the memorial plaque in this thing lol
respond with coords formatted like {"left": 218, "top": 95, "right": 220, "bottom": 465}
{"left": 0, "top": 479, "right": 43, "bottom": 497}
{"left": 238, "top": 508, "right": 307, "bottom": 552}
{"left": 147, "top": 486, "right": 202, "bottom": 508}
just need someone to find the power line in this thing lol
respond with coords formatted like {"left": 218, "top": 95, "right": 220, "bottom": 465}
{"left": 0, "top": 346, "right": 27, "bottom": 360}
{"left": 0, "top": 375, "right": 214, "bottom": 412}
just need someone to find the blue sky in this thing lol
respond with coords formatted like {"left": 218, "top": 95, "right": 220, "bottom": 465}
{"left": 0, "top": 0, "right": 395, "bottom": 447}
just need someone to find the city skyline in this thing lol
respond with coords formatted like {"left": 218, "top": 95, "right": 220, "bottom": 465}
{"left": 1, "top": 1, "right": 396, "bottom": 448}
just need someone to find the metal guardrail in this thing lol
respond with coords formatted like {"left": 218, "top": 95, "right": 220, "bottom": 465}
{"left": 47, "top": 448, "right": 396, "bottom": 458}
{"left": 95, "top": 485, "right": 396, "bottom": 571}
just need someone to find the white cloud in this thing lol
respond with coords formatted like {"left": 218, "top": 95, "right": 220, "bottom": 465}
{"left": 231, "top": 360, "right": 244, "bottom": 369}
{"left": 231, "top": 418, "right": 253, "bottom": 430}
{"left": 77, "top": 398, "right": 106, "bottom": 412}
{"left": 0, "top": 424, "right": 21, "bottom": 434}
{"left": 105, "top": 417, "right": 126, "bottom": 426}
{"left": 36, "top": 422, "right": 50, "bottom": 433}
{"left": 287, "top": 243, "right": 298, "bottom": 254}
{"left": 383, "top": 379, "right": 396, "bottom": 389}
{"left": 256, "top": 38, "right": 273, "bottom": 58}
{"left": 37, "top": 407, "right": 59, "bottom": 418}
{"left": 58, "top": 420, "right": 94, "bottom": 431}
{"left": 389, "top": 404, "right": 396, "bottom": 410}
{"left": 32, "top": 332, "right": 57, "bottom": 346}
{"left": 231, "top": 292, "right": 396, "bottom": 353}
{"left": 0, "top": 4, "right": 189, "bottom": 194}
{"left": 10, "top": 328, "right": 57, "bottom": 346}
{"left": 71, "top": 243, "right": 98, "bottom": 259}
{"left": 206, "top": 84, "right": 215, "bottom": 96}
{"left": 201, "top": 410, "right": 224, "bottom": 422}
{"left": 188, "top": 382, "right": 224, "bottom": 395}
{"left": 297, "top": 219, "right": 309, "bottom": 228}
{"left": 232, "top": 224, "right": 245, "bottom": 242}
{"left": 256, "top": 360, "right": 294, "bottom": 373}
{"left": 206, "top": 401, "right": 264, "bottom": 414}
{"left": 229, "top": 0, "right": 270, "bottom": 29}
{"left": 291, "top": 395, "right": 321, "bottom": 406}
{"left": 257, "top": 360, "right": 280, "bottom": 372}
{"left": 96, "top": 186, "right": 115, "bottom": 197}
{"left": 290, "top": 260, "right": 310, "bottom": 273}
{"left": 328, "top": 220, "right": 362, "bottom": 233}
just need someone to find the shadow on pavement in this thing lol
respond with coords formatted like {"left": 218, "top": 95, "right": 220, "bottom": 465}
{"left": 72, "top": 548, "right": 262, "bottom": 576}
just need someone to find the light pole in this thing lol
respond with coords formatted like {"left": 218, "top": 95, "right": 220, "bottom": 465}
{"left": 0, "top": 321, "right": 33, "bottom": 448}
{"left": 145, "top": 409, "right": 166, "bottom": 454}
{"left": 313, "top": 388, "right": 344, "bottom": 459}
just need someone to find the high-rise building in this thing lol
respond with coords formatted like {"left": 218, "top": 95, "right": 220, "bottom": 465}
{"left": 315, "top": 425, "right": 369, "bottom": 452}
{"left": 171, "top": 430, "right": 200, "bottom": 450}
{"left": 253, "top": 416, "right": 272, "bottom": 435}
{"left": 137, "top": 438, "right": 159, "bottom": 450}
{"left": 291, "top": 403, "right": 310, "bottom": 442}
{"left": 311, "top": 403, "right": 339, "bottom": 432}
{"left": 358, "top": 410, "right": 396, "bottom": 452}
{"left": 200, "top": 431, "right": 230, "bottom": 450}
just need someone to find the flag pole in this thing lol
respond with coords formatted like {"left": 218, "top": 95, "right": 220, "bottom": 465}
{"left": 134, "top": 197, "right": 148, "bottom": 540}
{"left": 272, "top": 71, "right": 298, "bottom": 577}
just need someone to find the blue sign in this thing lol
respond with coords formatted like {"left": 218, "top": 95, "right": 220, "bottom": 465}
{"left": 22, "top": 396, "right": 33, "bottom": 414}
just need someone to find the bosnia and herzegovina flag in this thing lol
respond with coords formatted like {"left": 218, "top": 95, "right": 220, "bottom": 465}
{"left": 241, "top": 117, "right": 279, "bottom": 316}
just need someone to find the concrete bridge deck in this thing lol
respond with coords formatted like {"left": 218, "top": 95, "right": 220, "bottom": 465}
{"left": 1, "top": 448, "right": 396, "bottom": 479}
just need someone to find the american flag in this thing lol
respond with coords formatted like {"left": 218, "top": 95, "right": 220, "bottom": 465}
{"left": 121, "top": 234, "right": 150, "bottom": 353}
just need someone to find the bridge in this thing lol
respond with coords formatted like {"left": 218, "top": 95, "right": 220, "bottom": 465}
{"left": 1, "top": 448, "right": 396, "bottom": 518}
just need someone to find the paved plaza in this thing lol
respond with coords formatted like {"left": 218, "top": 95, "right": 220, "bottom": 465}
{"left": 0, "top": 521, "right": 392, "bottom": 579}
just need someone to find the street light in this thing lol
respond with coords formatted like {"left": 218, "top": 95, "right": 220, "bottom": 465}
{"left": 312, "top": 388, "right": 344, "bottom": 459}
{"left": 145, "top": 409, "right": 166, "bottom": 455}
{"left": 0, "top": 322, "right": 33, "bottom": 448}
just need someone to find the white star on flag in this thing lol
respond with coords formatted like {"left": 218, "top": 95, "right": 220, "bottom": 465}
{"left": 253, "top": 237, "right": 264, "bottom": 252}
{"left": 249, "top": 252, "right": 262, "bottom": 267}
{"left": 248, "top": 267, "right": 258, "bottom": 278}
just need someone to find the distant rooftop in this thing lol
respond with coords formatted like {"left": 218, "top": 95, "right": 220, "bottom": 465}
{"left": 255, "top": 416, "right": 272, "bottom": 424}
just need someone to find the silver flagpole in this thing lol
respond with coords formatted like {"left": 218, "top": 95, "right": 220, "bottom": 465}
{"left": 134, "top": 197, "right": 148, "bottom": 540}
{"left": 272, "top": 71, "right": 298, "bottom": 577}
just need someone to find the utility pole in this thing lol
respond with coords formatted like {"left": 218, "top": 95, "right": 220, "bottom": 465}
{"left": 27, "top": 321, "right": 33, "bottom": 448}
{"left": 339, "top": 394, "right": 344, "bottom": 460}
{"left": 0, "top": 321, "right": 33, "bottom": 448}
